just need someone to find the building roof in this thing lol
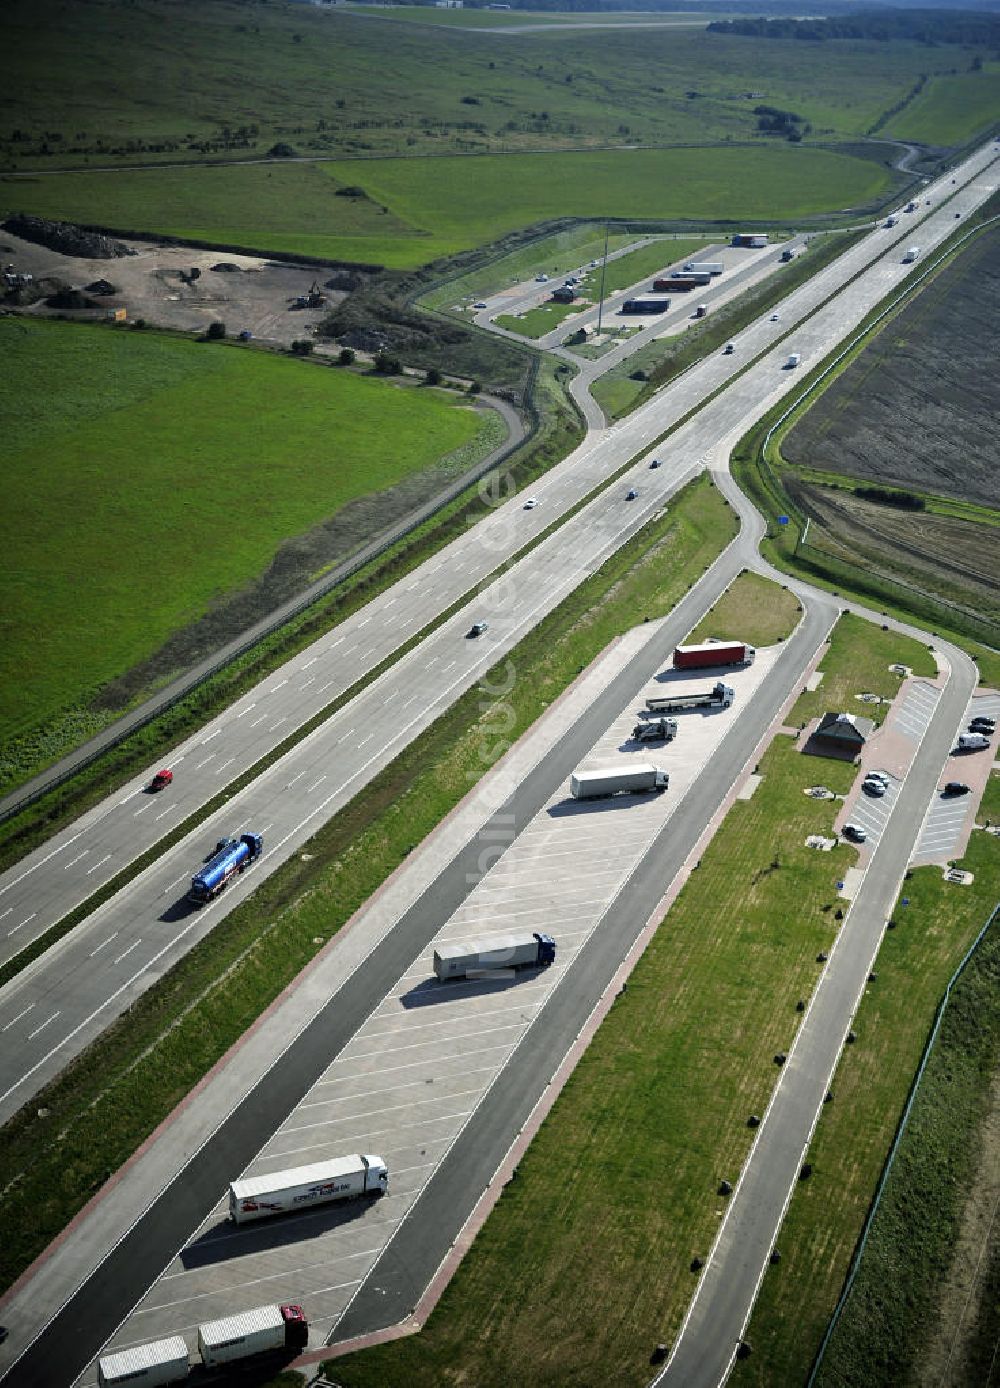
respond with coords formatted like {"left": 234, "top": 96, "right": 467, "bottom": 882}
{"left": 815, "top": 711, "right": 874, "bottom": 744}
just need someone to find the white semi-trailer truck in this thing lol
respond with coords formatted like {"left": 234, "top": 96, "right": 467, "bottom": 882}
{"left": 229, "top": 1155, "right": 388, "bottom": 1223}
{"left": 197, "top": 1304, "right": 308, "bottom": 1367}
{"left": 570, "top": 764, "right": 669, "bottom": 799}
{"left": 98, "top": 1338, "right": 189, "bottom": 1387}
{"left": 434, "top": 931, "right": 556, "bottom": 981}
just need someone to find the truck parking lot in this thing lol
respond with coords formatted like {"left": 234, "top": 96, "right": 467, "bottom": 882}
{"left": 82, "top": 644, "right": 780, "bottom": 1373}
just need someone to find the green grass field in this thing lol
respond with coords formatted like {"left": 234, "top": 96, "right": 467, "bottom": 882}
{"left": 1, "top": 145, "right": 894, "bottom": 268}
{"left": 687, "top": 570, "right": 802, "bottom": 646}
{"left": 732, "top": 826, "right": 1000, "bottom": 1387}
{"left": 325, "top": 614, "right": 933, "bottom": 1388}
{"left": 1, "top": 0, "right": 974, "bottom": 173}
{"left": 0, "top": 475, "right": 736, "bottom": 1296}
{"left": 341, "top": 6, "right": 724, "bottom": 28}
{"left": 0, "top": 318, "right": 489, "bottom": 742}
{"left": 495, "top": 297, "right": 586, "bottom": 338}
{"left": 885, "top": 63, "right": 1000, "bottom": 145}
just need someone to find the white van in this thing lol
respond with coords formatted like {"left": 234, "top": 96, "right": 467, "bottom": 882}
{"left": 958, "top": 732, "right": 990, "bottom": 751}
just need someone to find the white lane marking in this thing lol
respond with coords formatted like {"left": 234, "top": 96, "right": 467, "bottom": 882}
{"left": 85, "top": 855, "right": 111, "bottom": 875}
{"left": 329, "top": 636, "right": 346, "bottom": 649}
{"left": 286, "top": 771, "right": 307, "bottom": 788}
{"left": 155, "top": 808, "right": 175, "bottom": 821}
{"left": 281, "top": 1081, "right": 488, "bottom": 1136}
{"left": 10, "top": 912, "right": 36, "bottom": 934}
{"left": 114, "top": 941, "right": 142, "bottom": 966}
{"left": 27, "top": 1012, "right": 60, "bottom": 1041}
{"left": 216, "top": 758, "right": 235, "bottom": 773}
{"left": 269, "top": 1105, "right": 477, "bottom": 1163}
{"left": 201, "top": 729, "right": 221, "bottom": 744}
{"left": 271, "top": 679, "right": 288, "bottom": 692}
{"left": 235, "top": 703, "right": 256, "bottom": 718}
{"left": 303, "top": 657, "right": 319, "bottom": 669}
{"left": 299, "top": 1062, "right": 499, "bottom": 1110}
{"left": 357, "top": 617, "right": 371, "bottom": 628}
{"left": 307, "top": 776, "right": 327, "bottom": 792}
{"left": 0, "top": 908, "right": 11, "bottom": 920}
{"left": 2, "top": 1004, "right": 35, "bottom": 1032}
{"left": 315, "top": 1040, "right": 515, "bottom": 1088}
{"left": 270, "top": 718, "right": 288, "bottom": 732}
{"left": 89, "top": 932, "right": 119, "bottom": 957}
{"left": 0, "top": 830, "right": 85, "bottom": 897}
{"left": 249, "top": 715, "right": 267, "bottom": 728}
{"left": 63, "top": 852, "right": 89, "bottom": 871}
{"left": 133, "top": 803, "right": 152, "bottom": 817}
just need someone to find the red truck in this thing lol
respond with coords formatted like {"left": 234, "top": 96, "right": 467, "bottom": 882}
{"left": 673, "top": 641, "right": 755, "bottom": 670}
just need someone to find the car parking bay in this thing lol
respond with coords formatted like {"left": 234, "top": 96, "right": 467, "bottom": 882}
{"left": 915, "top": 794, "right": 975, "bottom": 860}
{"left": 844, "top": 772, "right": 900, "bottom": 846}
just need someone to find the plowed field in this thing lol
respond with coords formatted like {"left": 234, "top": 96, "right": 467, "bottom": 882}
{"left": 784, "top": 224, "right": 1000, "bottom": 509}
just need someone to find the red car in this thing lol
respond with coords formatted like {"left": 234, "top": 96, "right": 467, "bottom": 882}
{"left": 150, "top": 769, "right": 173, "bottom": 791}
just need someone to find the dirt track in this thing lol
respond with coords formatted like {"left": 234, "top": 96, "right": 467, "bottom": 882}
{"left": 0, "top": 228, "right": 347, "bottom": 344}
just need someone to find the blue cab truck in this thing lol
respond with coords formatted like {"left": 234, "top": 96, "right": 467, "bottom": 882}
{"left": 190, "top": 833, "right": 263, "bottom": 904}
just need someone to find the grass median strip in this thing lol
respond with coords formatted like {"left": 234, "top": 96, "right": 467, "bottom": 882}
{"left": 0, "top": 474, "right": 734, "bottom": 1295}
{"left": 731, "top": 824, "right": 1000, "bottom": 1388}
{"left": 325, "top": 614, "right": 932, "bottom": 1388}
{"left": 687, "top": 569, "right": 803, "bottom": 647}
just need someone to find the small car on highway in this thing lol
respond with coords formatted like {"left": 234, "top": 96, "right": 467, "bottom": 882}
{"left": 149, "top": 769, "right": 173, "bottom": 791}
{"left": 649, "top": 459, "right": 661, "bottom": 469}
{"left": 943, "top": 782, "right": 970, "bottom": 796}
{"left": 770, "top": 313, "right": 780, "bottom": 322}
{"left": 842, "top": 823, "right": 867, "bottom": 842}
{"left": 473, "top": 301, "right": 488, "bottom": 309}
{"left": 535, "top": 273, "right": 549, "bottom": 283}
{"left": 523, "top": 497, "right": 539, "bottom": 509}
{"left": 724, "top": 343, "right": 735, "bottom": 354}
{"left": 626, "top": 488, "right": 638, "bottom": 500}
{"left": 467, "top": 621, "right": 489, "bottom": 638}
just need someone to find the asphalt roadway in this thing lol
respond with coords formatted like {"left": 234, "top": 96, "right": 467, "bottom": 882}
{"left": 1, "top": 143, "right": 994, "bottom": 1127}
{"left": 5, "top": 483, "right": 839, "bottom": 1386}
{"left": 1, "top": 139, "right": 997, "bottom": 1387}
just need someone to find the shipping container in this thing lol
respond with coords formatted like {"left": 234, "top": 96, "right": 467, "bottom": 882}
{"left": 684, "top": 261, "right": 723, "bottom": 275}
{"left": 98, "top": 1337, "right": 189, "bottom": 1387}
{"left": 622, "top": 295, "right": 671, "bottom": 314}
{"left": 197, "top": 1304, "right": 307, "bottom": 1366}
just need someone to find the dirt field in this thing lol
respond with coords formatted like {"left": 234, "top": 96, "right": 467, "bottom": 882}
{"left": 786, "top": 478, "right": 1000, "bottom": 631}
{"left": 784, "top": 224, "right": 1000, "bottom": 509}
{"left": 0, "top": 227, "right": 349, "bottom": 345}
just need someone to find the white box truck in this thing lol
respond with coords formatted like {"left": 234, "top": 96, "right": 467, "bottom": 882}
{"left": 98, "top": 1338, "right": 189, "bottom": 1387}
{"left": 902, "top": 246, "right": 920, "bottom": 263}
{"left": 785, "top": 352, "right": 801, "bottom": 368}
{"left": 197, "top": 1304, "right": 308, "bottom": 1366}
{"left": 570, "top": 764, "right": 668, "bottom": 799}
{"left": 434, "top": 931, "right": 556, "bottom": 981}
{"left": 229, "top": 1155, "right": 387, "bottom": 1223}
{"left": 684, "top": 261, "right": 724, "bottom": 276}
{"left": 958, "top": 732, "right": 990, "bottom": 751}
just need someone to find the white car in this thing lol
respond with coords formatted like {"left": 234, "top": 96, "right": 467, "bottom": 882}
{"left": 862, "top": 778, "right": 886, "bottom": 797}
{"left": 535, "top": 273, "right": 549, "bottom": 283}
{"left": 770, "top": 313, "right": 780, "bottom": 322}
{"left": 523, "top": 497, "right": 539, "bottom": 509}
{"left": 473, "top": 301, "right": 487, "bottom": 310}
{"left": 865, "top": 771, "right": 890, "bottom": 786}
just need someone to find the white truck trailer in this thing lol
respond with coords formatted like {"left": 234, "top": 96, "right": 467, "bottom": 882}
{"left": 229, "top": 1155, "right": 388, "bottom": 1223}
{"left": 197, "top": 1304, "right": 308, "bottom": 1366}
{"left": 570, "top": 764, "right": 669, "bottom": 799}
{"left": 902, "top": 246, "right": 920, "bottom": 263}
{"left": 434, "top": 931, "right": 556, "bottom": 981}
{"left": 645, "top": 681, "right": 734, "bottom": 715}
{"left": 98, "top": 1338, "right": 189, "bottom": 1387}
{"left": 684, "top": 261, "right": 724, "bottom": 275}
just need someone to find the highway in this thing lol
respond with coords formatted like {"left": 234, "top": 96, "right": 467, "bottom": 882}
{"left": 0, "top": 137, "right": 996, "bottom": 1388}
{"left": 0, "top": 143, "right": 993, "bottom": 1128}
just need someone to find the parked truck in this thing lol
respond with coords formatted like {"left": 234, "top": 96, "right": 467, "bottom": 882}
{"left": 229, "top": 1154, "right": 388, "bottom": 1224}
{"left": 673, "top": 641, "right": 755, "bottom": 670}
{"left": 684, "top": 261, "right": 724, "bottom": 276}
{"left": 653, "top": 275, "right": 699, "bottom": 292}
{"left": 733, "top": 233, "right": 768, "bottom": 248}
{"left": 189, "top": 832, "right": 263, "bottom": 904}
{"left": 633, "top": 716, "right": 678, "bottom": 742}
{"left": 198, "top": 1304, "right": 308, "bottom": 1367}
{"left": 645, "top": 681, "right": 735, "bottom": 715}
{"left": 434, "top": 931, "right": 556, "bottom": 981}
{"left": 780, "top": 247, "right": 795, "bottom": 262}
{"left": 570, "top": 764, "right": 669, "bottom": 799}
{"left": 694, "top": 303, "right": 708, "bottom": 318}
{"left": 98, "top": 1338, "right": 189, "bottom": 1388}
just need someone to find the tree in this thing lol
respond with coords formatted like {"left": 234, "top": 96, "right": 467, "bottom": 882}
{"left": 374, "top": 352, "right": 402, "bottom": 375}
{"left": 205, "top": 321, "right": 226, "bottom": 340}
{"left": 424, "top": 366, "right": 443, "bottom": 386}
{"left": 338, "top": 347, "right": 356, "bottom": 366}
{"left": 290, "top": 339, "right": 314, "bottom": 355}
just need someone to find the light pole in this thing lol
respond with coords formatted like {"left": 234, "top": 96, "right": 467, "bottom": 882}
{"left": 595, "top": 223, "right": 609, "bottom": 338}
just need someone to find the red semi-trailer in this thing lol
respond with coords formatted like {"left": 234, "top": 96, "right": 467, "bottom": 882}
{"left": 673, "top": 641, "right": 755, "bottom": 670}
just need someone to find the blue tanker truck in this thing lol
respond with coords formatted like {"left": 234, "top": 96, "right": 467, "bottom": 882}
{"left": 190, "top": 833, "right": 263, "bottom": 904}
